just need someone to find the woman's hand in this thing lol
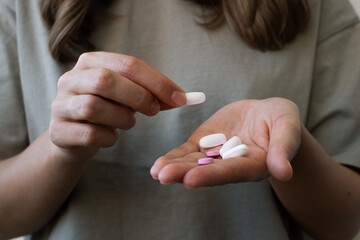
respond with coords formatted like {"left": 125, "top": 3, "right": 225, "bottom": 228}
{"left": 151, "top": 98, "right": 301, "bottom": 188}
{"left": 49, "top": 52, "right": 186, "bottom": 161}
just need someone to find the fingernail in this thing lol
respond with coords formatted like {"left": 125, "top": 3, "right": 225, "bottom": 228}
{"left": 171, "top": 90, "right": 186, "bottom": 107}
{"left": 129, "top": 115, "right": 136, "bottom": 128}
{"left": 150, "top": 98, "right": 160, "bottom": 115}
{"left": 114, "top": 128, "right": 119, "bottom": 138}
{"left": 150, "top": 166, "right": 157, "bottom": 179}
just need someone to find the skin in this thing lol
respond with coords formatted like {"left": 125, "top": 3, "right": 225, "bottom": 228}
{"left": 0, "top": 53, "right": 359, "bottom": 239}
{"left": 0, "top": 52, "right": 186, "bottom": 239}
{"left": 151, "top": 98, "right": 299, "bottom": 185}
{"left": 150, "top": 98, "right": 360, "bottom": 239}
{"left": 50, "top": 52, "right": 186, "bottom": 161}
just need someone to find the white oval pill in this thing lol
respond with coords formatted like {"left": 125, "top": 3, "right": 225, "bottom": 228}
{"left": 199, "top": 133, "right": 226, "bottom": 148}
{"left": 185, "top": 92, "right": 206, "bottom": 105}
{"left": 222, "top": 144, "right": 249, "bottom": 159}
{"left": 220, "top": 136, "right": 242, "bottom": 157}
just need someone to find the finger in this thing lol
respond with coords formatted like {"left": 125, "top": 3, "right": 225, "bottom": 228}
{"left": 155, "top": 145, "right": 267, "bottom": 187}
{"left": 183, "top": 156, "right": 267, "bottom": 188}
{"left": 49, "top": 121, "right": 118, "bottom": 149}
{"left": 150, "top": 142, "right": 199, "bottom": 179}
{"left": 53, "top": 94, "right": 136, "bottom": 130}
{"left": 154, "top": 152, "right": 205, "bottom": 183}
{"left": 58, "top": 68, "right": 160, "bottom": 116}
{"left": 74, "top": 52, "right": 186, "bottom": 108}
{"left": 266, "top": 118, "right": 301, "bottom": 181}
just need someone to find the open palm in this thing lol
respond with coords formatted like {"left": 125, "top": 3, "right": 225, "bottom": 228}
{"left": 150, "top": 98, "right": 301, "bottom": 188}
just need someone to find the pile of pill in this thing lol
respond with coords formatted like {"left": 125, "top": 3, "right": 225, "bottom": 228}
{"left": 184, "top": 93, "right": 249, "bottom": 165}
{"left": 197, "top": 133, "right": 249, "bottom": 165}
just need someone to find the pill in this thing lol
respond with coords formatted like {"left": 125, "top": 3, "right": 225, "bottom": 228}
{"left": 220, "top": 136, "right": 242, "bottom": 157}
{"left": 199, "top": 133, "right": 226, "bottom": 148}
{"left": 185, "top": 92, "right": 206, "bottom": 105}
{"left": 198, "top": 157, "right": 214, "bottom": 165}
{"left": 205, "top": 150, "right": 220, "bottom": 157}
{"left": 222, "top": 144, "right": 249, "bottom": 159}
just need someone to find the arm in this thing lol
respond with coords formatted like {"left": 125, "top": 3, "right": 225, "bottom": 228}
{"left": 275, "top": 4, "right": 360, "bottom": 238}
{"left": 269, "top": 125, "right": 360, "bottom": 240}
{"left": 0, "top": 131, "right": 86, "bottom": 239}
{"left": 0, "top": 52, "right": 186, "bottom": 239}
{"left": 150, "top": 98, "right": 360, "bottom": 239}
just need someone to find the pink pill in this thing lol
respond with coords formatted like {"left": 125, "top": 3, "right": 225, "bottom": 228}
{"left": 198, "top": 157, "right": 214, "bottom": 165}
{"left": 206, "top": 150, "right": 220, "bottom": 157}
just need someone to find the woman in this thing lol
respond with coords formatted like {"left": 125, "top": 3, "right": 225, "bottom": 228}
{"left": 0, "top": 0, "right": 359, "bottom": 239}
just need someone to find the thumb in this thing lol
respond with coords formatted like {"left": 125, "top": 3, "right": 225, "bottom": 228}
{"left": 266, "top": 118, "right": 301, "bottom": 181}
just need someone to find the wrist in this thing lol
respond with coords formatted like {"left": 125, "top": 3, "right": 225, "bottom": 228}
{"left": 45, "top": 129, "right": 93, "bottom": 168}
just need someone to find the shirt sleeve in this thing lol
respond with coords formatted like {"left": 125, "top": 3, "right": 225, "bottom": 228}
{"left": 0, "top": 0, "right": 29, "bottom": 160}
{"left": 306, "top": 13, "right": 360, "bottom": 168}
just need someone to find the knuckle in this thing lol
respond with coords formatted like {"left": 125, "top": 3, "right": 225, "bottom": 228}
{"left": 121, "top": 56, "right": 143, "bottom": 77}
{"left": 80, "top": 125, "right": 98, "bottom": 146}
{"left": 78, "top": 52, "right": 95, "bottom": 64}
{"left": 51, "top": 98, "right": 64, "bottom": 118}
{"left": 51, "top": 98, "right": 60, "bottom": 112}
{"left": 152, "top": 76, "right": 166, "bottom": 92}
{"left": 77, "top": 96, "right": 100, "bottom": 120}
{"left": 133, "top": 91, "right": 150, "bottom": 110}
{"left": 48, "top": 122, "right": 58, "bottom": 143}
{"left": 57, "top": 71, "right": 72, "bottom": 90}
{"left": 91, "top": 68, "right": 113, "bottom": 93}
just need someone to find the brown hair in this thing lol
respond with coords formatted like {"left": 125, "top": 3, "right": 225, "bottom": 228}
{"left": 40, "top": 0, "right": 310, "bottom": 62}
{"left": 39, "top": 0, "right": 113, "bottom": 62}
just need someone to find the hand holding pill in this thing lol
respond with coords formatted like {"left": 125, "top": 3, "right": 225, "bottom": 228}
{"left": 50, "top": 52, "right": 187, "bottom": 161}
{"left": 150, "top": 98, "right": 301, "bottom": 187}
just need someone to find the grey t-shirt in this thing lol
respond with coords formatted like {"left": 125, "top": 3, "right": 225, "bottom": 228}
{"left": 0, "top": 0, "right": 359, "bottom": 239}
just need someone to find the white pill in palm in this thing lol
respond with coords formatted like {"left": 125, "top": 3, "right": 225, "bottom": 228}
{"left": 222, "top": 144, "right": 249, "bottom": 159}
{"left": 220, "top": 136, "right": 242, "bottom": 157}
{"left": 199, "top": 133, "right": 226, "bottom": 148}
{"left": 185, "top": 92, "right": 206, "bottom": 105}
